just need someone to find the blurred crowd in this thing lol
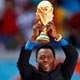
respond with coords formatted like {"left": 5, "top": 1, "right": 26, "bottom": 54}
{"left": 0, "top": 0, "right": 80, "bottom": 50}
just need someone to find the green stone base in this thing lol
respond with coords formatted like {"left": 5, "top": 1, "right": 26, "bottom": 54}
{"left": 36, "top": 34, "right": 50, "bottom": 43}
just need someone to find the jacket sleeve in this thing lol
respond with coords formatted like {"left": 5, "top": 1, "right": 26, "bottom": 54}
{"left": 17, "top": 40, "right": 35, "bottom": 80}
{"left": 61, "top": 43, "right": 78, "bottom": 79}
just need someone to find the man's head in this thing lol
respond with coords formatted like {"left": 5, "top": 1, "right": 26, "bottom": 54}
{"left": 36, "top": 44, "right": 55, "bottom": 73}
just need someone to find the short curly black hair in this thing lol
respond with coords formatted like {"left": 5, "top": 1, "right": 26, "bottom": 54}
{"left": 36, "top": 44, "right": 55, "bottom": 59}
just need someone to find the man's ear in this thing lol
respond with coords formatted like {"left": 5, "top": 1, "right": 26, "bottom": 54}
{"left": 53, "top": 58, "right": 56, "bottom": 65}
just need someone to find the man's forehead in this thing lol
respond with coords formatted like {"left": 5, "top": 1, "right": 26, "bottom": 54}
{"left": 38, "top": 48, "right": 53, "bottom": 54}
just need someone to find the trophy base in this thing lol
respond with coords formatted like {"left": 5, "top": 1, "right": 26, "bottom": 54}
{"left": 36, "top": 34, "right": 50, "bottom": 43}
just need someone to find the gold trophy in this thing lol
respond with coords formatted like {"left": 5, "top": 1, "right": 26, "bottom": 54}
{"left": 35, "top": 0, "right": 54, "bottom": 43}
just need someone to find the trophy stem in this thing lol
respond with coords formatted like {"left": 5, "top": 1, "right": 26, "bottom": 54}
{"left": 36, "top": 29, "right": 50, "bottom": 43}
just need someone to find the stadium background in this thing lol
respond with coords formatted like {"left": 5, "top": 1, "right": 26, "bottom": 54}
{"left": 0, "top": 0, "right": 80, "bottom": 80}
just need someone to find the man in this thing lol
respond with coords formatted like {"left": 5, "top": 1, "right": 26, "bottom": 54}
{"left": 17, "top": 21, "right": 78, "bottom": 80}
{"left": 17, "top": 1, "right": 78, "bottom": 80}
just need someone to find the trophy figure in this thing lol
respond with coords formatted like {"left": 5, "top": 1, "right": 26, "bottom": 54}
{"left": 35, "top": 0, "right": 54, "bottom": 43}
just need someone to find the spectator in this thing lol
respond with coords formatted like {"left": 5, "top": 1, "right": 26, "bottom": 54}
{"left": 16, "top": 1, "right": 35, "bottom": 42}
{"left": 0, "top": 0, "right": 20, "bottom": 49}
{"left": 66, "top": 12, "right": 80, "bottom": 47}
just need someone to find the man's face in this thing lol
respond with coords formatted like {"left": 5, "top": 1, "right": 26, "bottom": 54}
{"left": 37, "top": 48, "right": 55, "bottom": 73}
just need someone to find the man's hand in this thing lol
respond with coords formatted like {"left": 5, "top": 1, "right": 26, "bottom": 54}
{"left": 30, "top": 21, "right": 43, "bottom": 42}
{"left": 47, "top": 22, "right": 59, "bottom": 39}
{"left": 47, "top": 22, "right": 62, "bottom": 41}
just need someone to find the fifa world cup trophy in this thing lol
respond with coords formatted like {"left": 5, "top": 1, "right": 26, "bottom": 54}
{"left": 35, "top": 0, "right": 54, "bottom": 43}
